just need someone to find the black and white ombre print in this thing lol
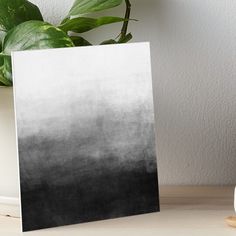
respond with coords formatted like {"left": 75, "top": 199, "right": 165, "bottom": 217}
{"left": 13, "top": 43, "right": 159, "bottom": 231}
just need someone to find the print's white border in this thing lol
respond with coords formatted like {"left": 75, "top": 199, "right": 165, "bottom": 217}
{"left": 11, "top": 52, "right": 23, "bottom": 231}
{"left": 147, "top": 43, "right": 160, "bottom": 204}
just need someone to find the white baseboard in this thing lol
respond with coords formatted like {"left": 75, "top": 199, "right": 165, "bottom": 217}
{"left": 0, "top": 196, "right": 19, "bottom": 205}
{"left": 0, "top": 196, "right": 20, "bottom": 218}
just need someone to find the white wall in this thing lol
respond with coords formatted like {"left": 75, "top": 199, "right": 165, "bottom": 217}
{"left": 1, "top": 0, "right": 236, "bottom": 197}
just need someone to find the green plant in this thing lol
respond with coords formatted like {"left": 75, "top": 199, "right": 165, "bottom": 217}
{"left": 0, "top": 0, "right": 133, "bottom": 87}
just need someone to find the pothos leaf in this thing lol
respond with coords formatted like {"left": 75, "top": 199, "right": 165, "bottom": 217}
{"left": 0, "top": 56, "right": 12, "bottom": 85}
{"left": 0, "top": 32, "right": 5, "bottom": 51}
{"left": 59, "top": 16, "right": 127, "bottom": 33}
{"left": 0, "top": 41, "right": 3, "bottom": 63}
{"left": 100, "top": 32, "right": 133, "bottom": 45}
{"left": 70, "top": 36, "right": 92, "bottom": 46}
{"left": 0, "top": 55, "right": 3, "bottom": 67}
{"left": 0, "top": 81, "right": 5, "bottom": 86}
{"left": 2, "top": 21, "right": 74, "bottom": 83}
{"left": 100, "top": 39, "right": 117, "bottom": 45}
{"left": 3, "top": 21, "right": 74, "bottom": 55}
{"left": 0, "top": 56, "right": 12, "bottom": 86}
{"left": 68, "top": 0, "right": 123, "bottom": 17}
{"left": 118, "top": 32, "right": 132, "bottom": 43}
{"left": 0, "top": 0, "right": 43, "bottom": 32}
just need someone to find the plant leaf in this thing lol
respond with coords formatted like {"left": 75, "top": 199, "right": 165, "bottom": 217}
{"left": 0, "top": 42, "right": 3, "bottom": 65}
{"left": 68, "top": 0, "right": 123, "bottom": 17}
{"left": 70, "top": 36, "right": 92, "bottom": 46}
{"left": 59, "top": 16, "right": 126, "bottom": 33}
{"left": 0, "top": 75, "right": 12, "bottom": 86}
{"left": 118, "top": 32, "right": 132, "bottom": 43}
{"left": 0, "top": 81, "right": 5, "bottom": 86}
{"left": 2, "top": 21, "right": 74, "bottom": 83}
{"left": 0, "top": 0, "right": 43, "bottom": 32}
{"left": 0, "top": 32, "right": 4, "bottom": 51}
{"left": 0, "top": 55, "right": 12, "bottom": 83}
{"left": 0, "top": 59, "right": 12, "bottom": 86}
{"left": 100, "top": 39, "right": 117, "bottom": 45}
{"left": 0, "top": 55, "right": 3, "bottom": 67}
{"left": 3, "top": 21, "right": 74, "bottom": 55}
{"left": 100, "top": 33, "right": 132, "bottom": 45}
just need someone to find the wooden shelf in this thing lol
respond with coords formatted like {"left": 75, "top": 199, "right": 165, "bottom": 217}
{"left": 0, "top": 186, "right": 235, "bottom": 235}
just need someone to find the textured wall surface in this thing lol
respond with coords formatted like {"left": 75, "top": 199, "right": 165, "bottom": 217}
{"left": 0, "top": 0, "right": 236, "bottom": 197}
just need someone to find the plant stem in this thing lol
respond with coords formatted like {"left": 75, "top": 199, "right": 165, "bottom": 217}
{"left": 119, "top": 0, "right": 131, "bottom": 41}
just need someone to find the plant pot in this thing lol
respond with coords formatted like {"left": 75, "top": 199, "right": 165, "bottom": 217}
{"left": 0, "top": 87, "right": 19, "bottom": 198}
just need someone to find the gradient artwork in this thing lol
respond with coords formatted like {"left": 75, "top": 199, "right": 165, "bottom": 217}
{"left": 12, "top": 42, "right": 159, "bottom": 232}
